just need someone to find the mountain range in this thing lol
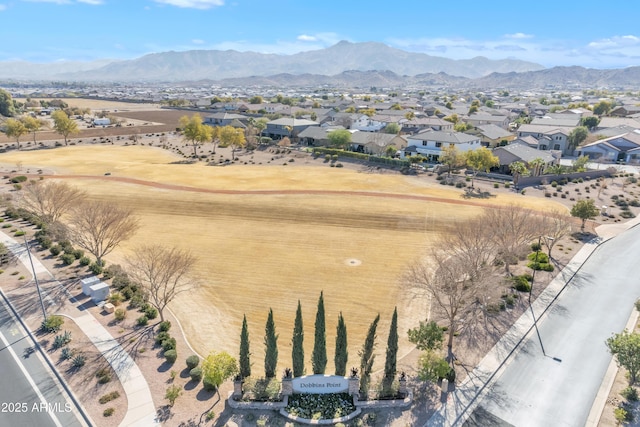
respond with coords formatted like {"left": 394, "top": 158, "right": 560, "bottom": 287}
{"left": 1, "top": 41, "right": 543, "bottom": 82}
{"left": 2, "top": 41, "right": 640, "bottom": 89}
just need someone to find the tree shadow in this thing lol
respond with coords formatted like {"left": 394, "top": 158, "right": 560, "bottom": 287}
{"left": 184, "top": 380, "right": 199, "bottom": 391}
{"left": 196, "top": 387, "right": 218, "bottom": 402}
{"left": 157, "top": 360, "right": 174, "bottom": 373}
{"left": 461, "top": 188, "right": 496, "bottom": 199}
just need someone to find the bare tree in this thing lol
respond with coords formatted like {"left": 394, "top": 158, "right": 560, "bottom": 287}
{"left": 127, "top": 245, "right": 199, "bottom": 322}
{"left": 19, "top": 180, "right": 87, "bottom": 224}
{"left": 482, "top": 205, "right": 542, "bottom": 274}
{"left": 67, "top": 200, "right": 139, "bottom": 265}
{"left": 406, "top": 251, "right": 491, "bottom": 361}
{"left": 539, "top": 210, "right": 573, "bottom": 258}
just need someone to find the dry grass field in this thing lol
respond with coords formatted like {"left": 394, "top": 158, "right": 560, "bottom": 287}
{"left": 0, "top": 145, "right": 566, "bottom": 376}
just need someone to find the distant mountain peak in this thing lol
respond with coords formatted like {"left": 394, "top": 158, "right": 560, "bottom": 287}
{"left": 0, "top": 41, "right": 545, "bottom": 82}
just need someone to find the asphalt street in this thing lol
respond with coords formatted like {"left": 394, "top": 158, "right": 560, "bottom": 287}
{"left": 471, "top": 224, "right": 640, "bottom": 426}
{"left": 0, "top": 296, "right": 87, "bottom": 427}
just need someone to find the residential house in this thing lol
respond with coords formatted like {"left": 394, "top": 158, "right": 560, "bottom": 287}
{"left": 402, "top": 130, "right": 482, "bottom": 161}
{"left": 577, "top": 132, "right": 640, "bottom": 163}
{"left": 401, "top": 117, "right": 453, "bottom": 134}
{"left": 265, "top": 118, "right": 319, "bottom": 140}
{"left": 351, "top": 132, "right": 407, "bottom": 155}
{"left": 610, "top": 105, "right": 640, "bottom": 117}
{"left": 204, "top": 113, "right": 248, "bottom": 127}
{"left": 466, "top": 113, "right": 510, "bottom": 129}
{"left": 492, "top": 142, "right": 556, "bottom": 174}
{"left": 351, "top": 114, "right": 387, "bottom": 132}
{"left": 516, "top": 124, "right": 574, "bottom": 155}
{"left": 531, "top": 116, "right": 581, "bottom": 127}
{"left": 297, "top": 126, "right": 332, "bottom": 146}
{"left": 596, "top": 117, "right": 640, "bottom": 131}
{"left": 475, "top": 124, "right": 516, "bottom": 147}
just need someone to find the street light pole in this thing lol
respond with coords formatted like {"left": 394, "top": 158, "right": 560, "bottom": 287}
{"left": 22, "top": 232, "right": 47, "bottom": 322}
{"left": 529, "top": 235, "right": 545, "bottom": 356}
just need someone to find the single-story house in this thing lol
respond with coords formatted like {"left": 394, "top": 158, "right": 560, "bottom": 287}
{"left": 577, "top": 132, "right": 640, "bottom": 163}
{"left": 350, "top": 132, "right": 407, "bottom": 155}
{"left": 204, "top": 113, "right": 248, "bottom": 127}
{"left": 492, "top": 142, "right": 557, "bottom": 174}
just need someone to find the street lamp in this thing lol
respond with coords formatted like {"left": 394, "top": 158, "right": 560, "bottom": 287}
{"left": 21, "top": 229, "right": 47, "bottom": 322}
{"left": 528, "top": 235, "right": 553, "bottom": 356}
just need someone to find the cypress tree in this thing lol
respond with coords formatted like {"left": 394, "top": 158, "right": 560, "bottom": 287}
{"left": 312, "top": 291, "right": 327, "bottom": 374}
{"left": 382, "top": 307, "right": 399, "bottom": 393}
{"left": 264, "top": 308, "right": 278, "bottom": 378}
{"left": 334, "top": 312, "right": 348, "bottom": 376}
{"left": 292, "top": 300, "right": 305, "bottom": 377}
{"left": 359, "top": 313, "right": 380, "bottom": 396}
{"left": 239, "top": 314, "right": 251, "bottom": 379}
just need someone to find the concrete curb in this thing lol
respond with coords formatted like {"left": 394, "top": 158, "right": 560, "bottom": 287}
{"left": 0, "top": 229, "right": 160, "bottom": 427}
{"left": 0, "top": 288, "right": 94, "bottom": 427}
{"left": 426, "top": 214, "right": 640, "bottom": 427}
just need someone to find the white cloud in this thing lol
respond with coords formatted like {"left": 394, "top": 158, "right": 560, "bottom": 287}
{"left": 192, "top": 39, "right": 205, "bottom": 45}
{"left": 588, "top": 35, "right": 640, "bottom": 49}
{"left": 505, "top": 32, "right": 534, "bottom": 39}
{"left": 0, "top": 4, "right": 6, "bottom": 11}
{"left": 297, "top": 35, "right": 317, "bottom": 42}
{"left": 153, "top": 0, "right": 224, "bottom": 9}
{"left": 77, "top": 0, "right": 104, "bottom": 4}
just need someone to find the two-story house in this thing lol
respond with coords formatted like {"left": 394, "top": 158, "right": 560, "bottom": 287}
{"left": 401, "top": 130, "right": 482, "bottom": 162}
{"left": 516, "top": 124, "right": 574, "bottom": 155}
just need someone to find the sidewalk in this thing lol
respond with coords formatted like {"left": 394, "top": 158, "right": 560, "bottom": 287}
{"left": 425, "top": 215, "right": 640, "bottom": 427}
{"left": 0, "top": 231, "right": 159, "bottom": 427}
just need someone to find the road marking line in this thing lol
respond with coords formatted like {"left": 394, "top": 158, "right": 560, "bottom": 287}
{"left": 0, "top": 313, "right": 63, "bottom": 427}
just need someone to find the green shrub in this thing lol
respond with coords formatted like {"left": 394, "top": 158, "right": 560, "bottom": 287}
{"left": 99, "top": 391, "right": 120, "bottom": 404}
{"left": 494, "top": 183, "right": 499, "bottom": 188}
{"left": 79, "top": 256, "right": 91, "bottom": 266}
{"left": 49, "top": 245, "right": 62, "bottom": 256}
{"left": 164, "top": 349, "right": 177, "bottom": 364}
{"left": 89, "top": 262, "right": 103, "bottom": 275}
{"left": 60, "top": 253, "right": 76, "bottom": 265}
{"left": 527, "top": 251, "right": 550, "bottom": 264}
{"left": 41, "top": 315, "right": 64, "bottom": 333}
{"left": 144, "top": 306, "right": 158, "bottom": 320}
{"left": 103, "top": 408, "right": 115, "bottom": 417}
{"left": 60, "top": 347, "right": 74, "bottom": 360}
{"left": 97, "top": 373, "right": 111, "bottom": 384}
{"left": 136, "top": 315, "right": 148, "bottom": 327}
{"left": 622, "top": 386, "right": 639, "bottom": 402}
{"left": 158, "top": 321, "right": 171, "bottom": 332}
{"left": 14, "top": 230, "right": 25, "bottom": 237}
{"left": 162, "top": 338, "right": 177, "bottom": 352}
{"left": 10, "top": 175, "right": 27, "bottom": 183}
{"left": 72, "top": 355, "right": 86, "bottom": 368}
{"left": 512, "top": 276, "right": 531, "bottom": 292}
{"left": 72, "top": 249, "right": 84, "bottom": 259}
{"left": 614, "top": 407, "right": 632, "bottom": 424}
{"left": 189, "top": 367, "right": 203, "bottom": 382}
{"left": 39, "top": 237, "right": 53, "bottom": 249}
{"left": 186, "top": 355, "right": 200, "bottom": 369}
{"left": 114, "top": 308, "right": 126, "bottom": 322}
{"left": 155, "top": 331, "right": 171, "bottom": 345}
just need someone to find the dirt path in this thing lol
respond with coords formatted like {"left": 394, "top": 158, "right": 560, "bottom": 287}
{"left": 48, "top": 173, "right": 504, "bottom": 208}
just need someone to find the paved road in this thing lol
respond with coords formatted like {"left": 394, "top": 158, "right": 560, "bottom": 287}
{"left": 470, "top": 224, "right": 640, "bottom": 426}
{"left": 0, "top": 296, "right": 87, "bottom": 427}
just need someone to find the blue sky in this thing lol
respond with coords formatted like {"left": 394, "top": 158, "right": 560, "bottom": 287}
{"left": 1, "top": 0, "right": 639, "bottom": 69}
